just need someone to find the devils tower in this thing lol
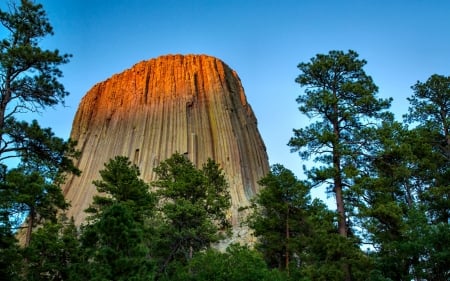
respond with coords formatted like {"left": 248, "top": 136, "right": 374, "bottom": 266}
{"left": 62, "top": 54, "right": 269, "bottom": 241}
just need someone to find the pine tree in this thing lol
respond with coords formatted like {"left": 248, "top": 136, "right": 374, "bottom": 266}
{"left": 168, "top": 244, "right": 287, "bottom": 281}
{"left": 248, "top": 164, "right": 371, "bottom": 280}
{"left": 405, "top": 74, "right": 450, "bottom": 223}
{"left": 2, "top": 168, "right": 68, "bottom": 246}
{"left": 0, "top": 0, "right": 71, "bottom": 161}
{"left": 247, "top": 164, "right": 311, "bottom": 273}
{"left": 80, "top": 156, "right": 157, "bottom": 281}
{"left": 289, "top": 50, "right": 392, "bottom": 280}
{"left": 0, "top": 0, "right": 78, "bottom": 251}
{"left": 24, "top": 218, "right": 81, "bottom": 281}
{"left": 86, "top": 156, "right": 156, "bottom": 222}
{"left": 152, "top": 153, "right": 231, "bottom": 276}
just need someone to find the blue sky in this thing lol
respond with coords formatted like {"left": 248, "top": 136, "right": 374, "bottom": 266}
{"left": 2, "top": 0, "right": 450, "bottom": 201}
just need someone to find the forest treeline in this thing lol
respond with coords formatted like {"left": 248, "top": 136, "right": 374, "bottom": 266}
{"left": 1, "top": 1, "right": 449, "bottom": 281}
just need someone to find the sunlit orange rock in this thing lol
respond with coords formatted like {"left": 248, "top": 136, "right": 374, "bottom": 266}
{"left": 62, "top": 54, "right": 269, "bottom": 244}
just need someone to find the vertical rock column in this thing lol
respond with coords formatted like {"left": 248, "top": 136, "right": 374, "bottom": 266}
{"left": 63, "top": 54, "right": 270, "bottom": 243}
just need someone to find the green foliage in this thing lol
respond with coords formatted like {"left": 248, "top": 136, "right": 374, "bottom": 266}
{"left": 0, "top": 0, "right": 78, "bottom": 251}
{"left": 248, "top": 164, "right": 311, "bottom": 271}
{"left": 405, "top": 74, "right": 450, "bottom": 223}
{"left": 403, "top": 75, "right": 450, "bottom": 280}
{"left": 168, "top": 244, "right": 287, "bottom": 281}
{"left": 351, "top": 73, "right": 450, "bottom": 280}
{"left": 289, "top": 49, "right": 392, "bottom": 189}
{"left": 294, "top": 50, "right": 385, "bottom": 120}
{"left": 2, "top": 119, "right": 80, "bottom": 180}
{"left": 81, "top": 156, "right": 157, "bottom": 281}
{"left": 86, "top": 156, "right": 156, "bottom": 222}
{"left": 81, "top": 203, "right": 155, "bottom": 281}
{"left": 423, "top": 222, "right": 450, "bottom": 281}
{"left": 152, "top": 152, "right": 231, "bottom": 275}
{"left": 406, "top": 74, "right": 450, "bottom": 135}
{"left": 0, "top": 220, "right": 22, "bottom": 281}
{"left": 289, "top": 49, "right": 392, "bottom": 232}
{"left": 0, "top": 0, "right": 71, "bottom": 119}
{"left": 0, "top": 0, "right": 72, "bottom": 161}
{"left": 289, "top": 50, "right": 391, "bottom": 280}
{"left": 1, "top": 167, "right": 68, "bottom": 246}
{"left": 6, "top": 168, "right": 67, "bottom": 217}
{"left": 0, "top": 15, "right": 446, "bottom": 278}
{"left": 24, "top": 218, "right": 81, "bottom": 281}
{"left": 248, "top": 165, "right": 371, "bottom": 280}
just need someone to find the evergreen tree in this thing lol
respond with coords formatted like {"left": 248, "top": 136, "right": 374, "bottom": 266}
{"left": 86, "top": 155, "right": 156, "bottom": 222}
{"left": 81, "top": 204, "right": 155, "bottom": 281}
{"left": 0, "top": 0, "right": 78, "bottom": 251}
{"left": 247, "top": 164, "right": 311, "bottom": 273}
{"left": 168, "top": 244, "right": 287, "bottom": 281}
{"left": 152, "top": 153, "right": 231, "bottom": 276}
{"left": 292, "top": 200, "right": 370, "bottom": 281}
{"left": 0, "top": 198, "right": 23, "bottom": 281}
{"left": 248, "top": 164, "right": 370, "bottom": 280}
{"left": 351, "top": 117, "right": 427, "bottom": 280}
{"left": 405, "top": 74, "right": 450, "bottom": 223}
{"left": 2, "top": 167, "right": 68, "bottom": 246}
{"left": 354, "top": 116, "right": 450, "bottom": 280}
{"left": 81, "top": 156, "right": 156, "bottom": 281}
{"left": 288, "top": 50, "right": 391, "bottom": 280}
{"left": 3, "top": 119, "right": 79, "bottom": 181}
{"left": 24, "top": 218, "right": 81, "bottom": 281}
{"left": 406, "top": 75, "right": 450, "bottom": 281}
{"left": 0, "top": 0, "right": 71, "bottom": 161}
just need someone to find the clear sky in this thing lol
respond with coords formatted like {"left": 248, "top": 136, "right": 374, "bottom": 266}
{"left": 2, "top": 0, "right": 449, "bottom": 201}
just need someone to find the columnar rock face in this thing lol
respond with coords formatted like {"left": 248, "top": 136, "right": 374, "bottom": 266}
{"left": 62, "top": 54, "right": 269, "bottom": 242}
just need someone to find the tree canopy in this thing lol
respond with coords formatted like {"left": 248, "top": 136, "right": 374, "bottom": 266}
{"left": 152, "top": 153, "right": 231, "bottom": 277}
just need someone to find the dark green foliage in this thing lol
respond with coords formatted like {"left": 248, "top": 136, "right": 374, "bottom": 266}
{"left": 1, "top": 167, "right": 68, "bottom": 246}
{"left": 81, "top": 156, "right": 157, "bottom": 281}
{"left": 24, "top": 218, "right": 81, "bottom": 281}
{"left": 405, "top": 74, "right": 450, "bottom": 223}
{"left": 0, "top": 0, "right": 70, "bottom": 116}
{"left": 351, "top": 73, "right": 450, "bottom": 280}
{"left": 168, "top": 244, "right": 287, "bottom": 281}
{"left": 0, "top": 0, "right": 71, "bottom": 157}
{"left": 354, "top": 122, "right": 427, "bottom": 280}
{"left": 81, "top": 204, "right": 155, "bottom": 281}
{"left": 0, "top": 10, "right": 446, "bottom": 277}
{"left": 289, "top": 50, "right": 392, "bottom": 237}
{"left": 404, "top": 75, "right": 450, "bottom": 280}
{"left": 152, "top": 153, "right": 231, "bottom": 275}
{"left": 77, "top": 154, "right": 232, "bottom": 280}
{"left": 248, "top": 165, "right": 371, "bottom": 280}
{"left": 289, "top": 50, "right": 391, "bottom": 280}
{"left": 86, "top": 155, "right": 156, "bottom": 222}
{"left": 2, "top": 119, "right": 80, "bottom": 180}
{"left": 406, "top": 74, "right": 450, "bottom": 138}
{"left": 0, "top": 0, "right": 78, "bottom": 253}
{"left": 248, "top": 164, "right": 311, "bottom": 271}
{"left": 0, "top": 221, "right": 22, "bottom": 281}
{"left": 423, "top": 222, "right": 450, "bottom": 281}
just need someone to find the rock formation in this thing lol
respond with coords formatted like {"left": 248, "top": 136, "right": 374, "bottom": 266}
{"left": 62, "top": 54, "right": 269, "bottom": 243}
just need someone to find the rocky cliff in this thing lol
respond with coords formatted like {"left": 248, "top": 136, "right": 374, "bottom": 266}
{"left": 62, "top": 54, "right": 269, "bottom": 243}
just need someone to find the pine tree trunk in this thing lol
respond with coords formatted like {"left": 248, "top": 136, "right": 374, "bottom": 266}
{"left": 0, "top": 72, "right": 11, "bottom": 147}
{"left": 332, "top": 105, "right": 351, "bottom": 281}
{"left": 285, "top": 207, "right": 290, "bottom": 276}
{"left": 334, "top": 183, "right": 347, "bottom": 237}
{"left": 334, "top": 161, "right": 352, "bottom": 281}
